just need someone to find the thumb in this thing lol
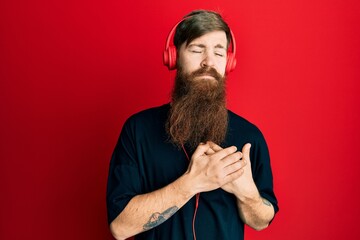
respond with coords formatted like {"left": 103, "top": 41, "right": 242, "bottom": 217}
{"left": 192, "top": 142, "right": 210, "bottom": 159}
{"left": 242, "top": 143, "right": 251, "bottom": 161}
{"left": 208, "top": 141, "right": 223, "bottom": 152}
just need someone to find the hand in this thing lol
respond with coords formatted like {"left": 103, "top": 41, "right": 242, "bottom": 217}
{"left": 223, "top": 143, "right": 259, "bottom": 199}
{"left": 186, "top": 142, "right": 244, "bottom": 193}
{"left": 209, "top": 143, "right": 258, "bottom": 199}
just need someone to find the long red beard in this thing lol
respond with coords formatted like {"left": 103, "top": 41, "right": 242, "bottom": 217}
{"left": 166, "top": 66, "right": 228, "bottom": 149}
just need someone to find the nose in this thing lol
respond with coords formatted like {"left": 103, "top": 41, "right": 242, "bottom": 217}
{"left": 200, "top": 51, "right": 215, "bottom": 68}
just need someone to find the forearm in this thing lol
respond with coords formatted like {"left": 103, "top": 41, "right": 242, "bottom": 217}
{"left": 236, "top": 192, "right": 275, "bottom": 231}
{"left": 110, "top": 174, "right": 195, "bottom": 240}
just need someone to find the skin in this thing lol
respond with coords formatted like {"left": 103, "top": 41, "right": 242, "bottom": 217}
{"left": 110, "top": 142, "right": 244, "bottom": 240}
{"left": 109, "top": 31, "right": 275, "bottom": 240}
{"left": 208, "top": 142, "right": 275, "bottom": 230}
{"left": 177, "top": 31, "right": 228, "bottom": 79}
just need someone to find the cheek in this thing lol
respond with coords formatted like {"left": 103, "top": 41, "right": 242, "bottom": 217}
{"left": 217, "top": 60, "right": 227, "bottom": 76}
{"left": 180, "top": 58, "right": 200, "bottom": 74}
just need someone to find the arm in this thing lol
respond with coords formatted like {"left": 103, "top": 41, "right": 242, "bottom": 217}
{"left": 110, "top": 142, "right": 244, "bottom": 240}
{"left": 235, "top": 189, "right": 275, "bottom": 231}
{"left": 210, "top": 143, "right": 275, "bottom": 230}
{"left": 232, "top": 144, "right": 275, "bottom": 230}
{"left": 110, "top": 174, "right": 195, "bottom": 240}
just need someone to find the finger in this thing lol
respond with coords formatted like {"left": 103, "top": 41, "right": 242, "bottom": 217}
{"left": 208, "top": 141, "right": 223, "bottom": 152}
{"left": 211, "top": 145, "right": 238, "bottom": 161}
{"left": 223, "top": 168, "right": 244, "bottom": 183}
{"left": 192, "top": 142, "right": 211, "bottom": 159}
{"left": 205, "top": 148, "right": 216, "bottom": 155}
{"left": 221, "top": 151, "right": 244, "bottom": 166}
{"left": 224, "top": 158, "right": 246, "bottom": 175}
{"left": 242, "top": 143, "right": 251, "bottom": 161}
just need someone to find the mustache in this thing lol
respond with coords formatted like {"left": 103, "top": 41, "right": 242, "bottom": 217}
{"left": 189, "top": 67, "right": 222, "bottom": 81}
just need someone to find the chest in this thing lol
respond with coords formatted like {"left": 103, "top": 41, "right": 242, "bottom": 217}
{"left": 135, "top": 139, "right": 189, "bottom": 192}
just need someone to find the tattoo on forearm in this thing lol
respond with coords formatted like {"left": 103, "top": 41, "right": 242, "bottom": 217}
{"left": 262, "top": 198, "right": 272, "bottom": 207}
{"left": 143, "top": 206, "right": 179, "bottom": 230}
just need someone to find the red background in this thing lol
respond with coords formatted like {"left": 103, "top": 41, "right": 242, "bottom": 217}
{"left": 1, "top": 0, "right": 360, "bottom": 239}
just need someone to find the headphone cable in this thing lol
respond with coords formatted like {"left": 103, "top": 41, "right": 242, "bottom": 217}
{"left": 181, "top": 144, "right": 200, "bottom": 240}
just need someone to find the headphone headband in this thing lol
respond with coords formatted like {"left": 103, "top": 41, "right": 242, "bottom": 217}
{"left": 163, "top": 17, "right": 237, "bottom": 73}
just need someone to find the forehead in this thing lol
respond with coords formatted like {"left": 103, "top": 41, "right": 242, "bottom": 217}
{"left": 186, "top": 31, "right": 227, "bottom": 47}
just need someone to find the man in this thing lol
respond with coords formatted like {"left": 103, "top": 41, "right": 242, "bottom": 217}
{"left": 107, "top": 10, "right": 278, "bottom": 240}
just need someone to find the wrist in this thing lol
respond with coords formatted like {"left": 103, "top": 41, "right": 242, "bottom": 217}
{"left": 236, "top": 186, "right": 262, "bottom": 204}
{"left": 174, "top": 173, "right": 197, "bottom": 200}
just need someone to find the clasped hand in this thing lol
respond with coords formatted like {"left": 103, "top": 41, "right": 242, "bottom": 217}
{"left": 187, "top": 141, "right": 255, "bottom": 197}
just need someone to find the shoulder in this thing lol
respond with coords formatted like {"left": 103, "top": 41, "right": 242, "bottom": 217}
{"left": 228, "top": 110, "right": 261, "bottom": 134}
{"left": 126, "top": 104, "right": 170, "bottom": 126}
{"left": 120, "top": 104, "right": 170, "bottom": 140}
{"left": 226, "top": 109, "right": 268, "bottom": 146}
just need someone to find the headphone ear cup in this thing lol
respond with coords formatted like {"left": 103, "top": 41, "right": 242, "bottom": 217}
{"left": 225, "top": 52, "right": 237, "bottom": 74}
{"left": 163, "top": 48, "right": 170, "bottom": 69}
{"left": 168, "top": 46, "right": 177, "bottom": 70}
{"left": 163, "top": 46, "right": 177, "bottom": 70}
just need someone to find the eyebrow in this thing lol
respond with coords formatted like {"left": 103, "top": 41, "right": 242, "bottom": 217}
{"left": 188, "top": 43, "right": 227, "bottom": 50}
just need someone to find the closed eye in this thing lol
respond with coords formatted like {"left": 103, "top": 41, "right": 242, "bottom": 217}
{"left": 188, "top": 44, "right": 205, "bottom": 54}
{"left": 215, "top": 44, "right": 226, "bottom": 57}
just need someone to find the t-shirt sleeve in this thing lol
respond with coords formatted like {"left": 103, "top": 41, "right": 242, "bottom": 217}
{"left": 106, "top": 117, "right": 142, "bottom": 224}
{"left": 251, "top": 131, "right": 279, "bottom": 214}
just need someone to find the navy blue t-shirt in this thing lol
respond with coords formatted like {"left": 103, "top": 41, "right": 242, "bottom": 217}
{"left": 107, "top": 104, "right": 278, "bottom": 240}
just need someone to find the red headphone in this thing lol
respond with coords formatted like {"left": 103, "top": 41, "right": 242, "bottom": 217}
{"left": 163, "top": 18, "right": 237, "bottom": 74}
